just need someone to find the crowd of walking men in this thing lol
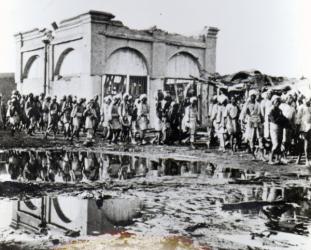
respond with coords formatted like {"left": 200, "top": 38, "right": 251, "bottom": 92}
{"left": 0, "top": 84, "right": 311, "bottom": 166}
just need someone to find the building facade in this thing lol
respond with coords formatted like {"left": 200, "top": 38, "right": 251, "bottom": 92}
{"left": 15, "top": 10, "right": 219, "bottom": 126}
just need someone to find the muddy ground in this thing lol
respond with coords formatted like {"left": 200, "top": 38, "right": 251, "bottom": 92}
{"left": 0, "top": 130, "right": 310, "bottom": 250}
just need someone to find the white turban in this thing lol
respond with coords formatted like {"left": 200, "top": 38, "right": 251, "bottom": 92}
{"left": 249, "top": 89, "right": 258, "bottom": 97}
{"left": 134, "top": 98, "right": 141, "bottom": 106}
{"left": 105, "top": 95, "right": 112, "bottom": 102}
{"left": 217, "top": 94, "right": 228, "bottom": 104}
{"left": 271, "top": 95, "right": 281, "bottom": 105}
{"left": 261, "top": 92, "right": 267, "bottom": 99}
{"left": 113, "top": 94, "right": 122, "bottom": 101}
{"left": 123, "top": 93, "right": 129, "bottom": 100}
{"left": 140, "top": 94, "right": 147, "bottom": 101}
{"left": 190, "top": 97, "right": 197, "bottom": 103}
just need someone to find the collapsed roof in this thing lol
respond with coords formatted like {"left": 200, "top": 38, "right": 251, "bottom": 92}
{"left": 193, "top": 69, "right": 306, "bottom": 94}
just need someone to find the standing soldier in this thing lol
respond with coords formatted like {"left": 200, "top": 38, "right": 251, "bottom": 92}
{"left": 210, "top": 96, "right": 219, "bottom": 145}
{"left": 61, "top": 95, "right": 73, "bottom": 139}
{"left": 93, "top": 95, "right": 101, "bottom": 135}
{"left": 25, "top": 94, "right": 36, "bottom": 135}
{"left": 58, "top": 95, "right": 67, "bottom": 132}
{"left": 108, "top": 95, "right": 122, "bottom": 144}
{"left": 167, "top": 102, "right": 182, "bottom": 144}
{"left": 8, "top": 97, "right": 21, "bottom": 136}
{"left": 71, "top": 98, "right": 85, "bottom": 141}
{"left": 19, "top": 95, "right": 27, "bottom": 130}
{"left": 39, "top": 93, "right": 45, "bottom": 104}
{"left": 182, "top": 97, "right": 200, "bottom": 149}
{"left": 45, "top": 96, "right": 59, "bottom": 139}
{"left": 296, "top": 96, "right": 311, "bottom": 166}
{"left": 120, "top": 93, "right": 132, "bottom": 142}
{"left": 153, "top": 91, "right": 164, "bottom": 145}
{"left": 100, "top": 96, "right": 112, "bottom": 140}
{"left": 268, "top": 96, "right": 289, "bottom": 164}
{"left": 38, "top": 93, "right": 45, "bottom": 129}
{"left": 225, "top": 96, "right": 241, "bottom": 152}
{"left": 33, "top": 95, "right": 42, "bottom": 132}
{"left": 136, "top": 94, "right": 149, "bottom": 145}
{"left": 240, "top": 90, "right": 265, "bottom": 159}
{"left": 279, "top": 94, "right": 296, "bottom": 158}
{"left": 261, "top": 90, "right": 273, "bottom": 142}
{"left": 42, "top": 96, "right": 51, "bottom": 131}
{"left": 161, "top": 92, "right": 172, "bottom": 144}
{"left": 215, "top": 95, "right": 228, "bottom": 152}
{"left": 59, "top": 96, "right": 67, "bottom": 111}
{"left": 129, "top": 96, "right": 138, "bottom": 144}
{"left": 80, "top": 98, "right": 87, "bottom": 132}
{"left": 83, "top": 100, "right": 98, "bottom": 144}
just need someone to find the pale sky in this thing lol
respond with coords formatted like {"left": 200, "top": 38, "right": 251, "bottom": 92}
{"left": 0, "top": 0, "right": 310, "bottom": 78}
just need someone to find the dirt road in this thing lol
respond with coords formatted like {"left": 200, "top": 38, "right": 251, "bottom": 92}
{"left": 0, "top": 130, "right": 310, "bottom": 250}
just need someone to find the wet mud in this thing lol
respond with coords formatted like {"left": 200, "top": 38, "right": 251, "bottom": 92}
{"left": 0, "top": 145, "right": 310, "bottom": 249}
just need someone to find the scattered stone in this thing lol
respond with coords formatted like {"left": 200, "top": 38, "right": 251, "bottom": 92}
{"left": 185, "top": 223, "right": 209, "bottom": 232}
{"left": 51, "top": 238, "right": 60, "bottom": 245}
{"left": 65, "top": 230, "right": 80, "bottom": 237}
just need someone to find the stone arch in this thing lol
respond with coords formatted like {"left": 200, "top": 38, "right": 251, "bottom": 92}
{"left": 105, "top": 47, "right": 149, "bottom": 75}
{"left": 54, "top": 48, "right": 80, "bottom": 77}
{"left": 167, "top": 51, "right": 201, "bottom": 78}
{"left": 23, "top": 200, "right": 38, "bottom": 211}
{"left": 52, "top": 198, "right": 72, "bottom": 223}
{"left": 23, "top": 55, "right": 40, "bottom": 79}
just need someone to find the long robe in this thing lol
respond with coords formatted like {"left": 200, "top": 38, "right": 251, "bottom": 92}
{"left": 137, "top": 103, "right": 149, "bottom": 131}
{"left": 225, "top": 104, "right": 240, "bottom": 135}
{"left": 297, "top": 105, "right": 311, "bottom": 133}
{"left": 108, "top": 103, "right": 121, "bottom": 130}
{"left": 261, "top": 99, "right": 273, "bottom": 139}
{"left": 280, "top": 103, "right": 295, "bottom": 144}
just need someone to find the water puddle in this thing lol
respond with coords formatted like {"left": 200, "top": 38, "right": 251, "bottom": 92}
{"left": 1, "top": 149, "right": 311, "bottom": 249}
{"left": 221, "top": 184, "right": 311, "bottom": 236}
{"left": 0, "top": 149, "right": 274, "bottom": 183}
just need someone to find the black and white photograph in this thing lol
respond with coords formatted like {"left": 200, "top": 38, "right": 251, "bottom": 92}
{"left": 0, "top": 0, "right": 310, "bottom": 249}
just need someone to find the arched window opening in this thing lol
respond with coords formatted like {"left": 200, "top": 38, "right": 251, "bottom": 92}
{"left": 167, "top": 52, "right": 200, "bottom": 78}
{"left": 103, "top": 47, "right": 148, "bottom": 99}
{"left": 165, "top": 52, "right": 200, "bottom": 103}
{"left": 23, "top": 55, "right": 41, "bottom": 79}
{"left": 54, "top": 48, "right": 80, "bottom": 78}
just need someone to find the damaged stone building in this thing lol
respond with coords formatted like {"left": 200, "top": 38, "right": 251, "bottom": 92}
{"left": 15, "top": 10, "right": 219, "bottom": 126}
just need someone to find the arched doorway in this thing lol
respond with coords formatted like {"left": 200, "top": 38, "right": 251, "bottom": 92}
{"left": 103, "top": 47, "right": 148, "bottom": 99}
{"left": 165, "top": 52, "right": 200, "bottom": 103}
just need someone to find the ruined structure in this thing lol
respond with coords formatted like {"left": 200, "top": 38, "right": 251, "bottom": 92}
{"left": 15, "top": 10, "right": 219, "bottom": 126}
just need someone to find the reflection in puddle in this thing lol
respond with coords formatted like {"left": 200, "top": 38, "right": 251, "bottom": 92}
{"left": 1, "top": 149, "right": 311, "bottom": 248}
{"left": 0, "top": 196, "right": 142, "bottom": 238}
{"left": 222, "top": 184, "right": 311, "bottom": 236}
{"left": 0, "top": 149, "right": 221, "bottom": 182}
{"left": 0, "top": 149, "right": 277, "bottom": 183}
